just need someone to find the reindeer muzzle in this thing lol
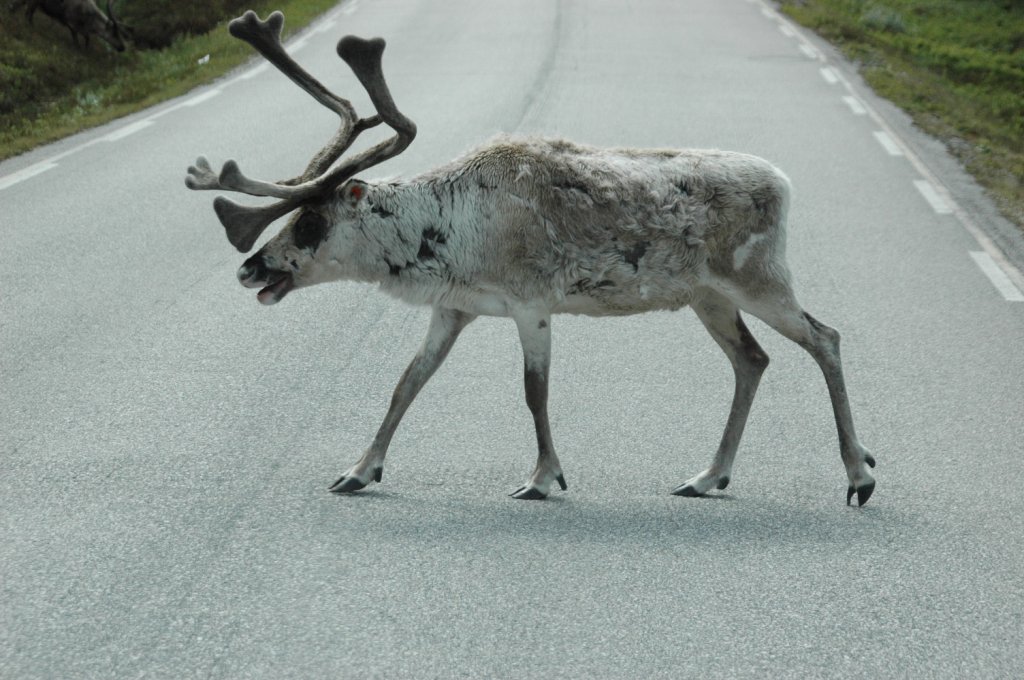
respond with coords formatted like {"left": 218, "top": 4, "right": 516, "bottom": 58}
{"left": 238, "top": 256, "right": 294, "bottom": 305}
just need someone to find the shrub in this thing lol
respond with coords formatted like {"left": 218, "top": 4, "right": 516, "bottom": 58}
{"left": 121, "top": 0, "right": 257, "bottom": 49}
{"left": 860, "top": 5, "right": 907, "bottom": 33}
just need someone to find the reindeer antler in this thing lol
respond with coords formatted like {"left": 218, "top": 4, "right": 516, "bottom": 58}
{"left": 185, "top": 11, "right": 416, "bottom": 252}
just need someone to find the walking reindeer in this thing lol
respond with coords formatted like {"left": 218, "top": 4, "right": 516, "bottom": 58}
{"left": 186, "top": 11, "right": 877, "bottom": 505}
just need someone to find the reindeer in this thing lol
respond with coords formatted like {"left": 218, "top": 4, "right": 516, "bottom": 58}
{"left": 14, "top": 0, "right": 127, "bottom": 51}
{"left": 186, "top": 11, "right": 877, "bottom": 505}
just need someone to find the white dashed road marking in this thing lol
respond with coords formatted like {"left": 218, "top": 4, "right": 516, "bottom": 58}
{"left": 913, "top": 180, "right": 953, "bottom": 214}
{"left": 842, "top": 95, "right": 867, "bottom": 115}
{"left": 798, "top": 43, "right": 820, "bottom": 60}
{"left": 0, "top": 162, "right": 57, "bottom": 191}
{"left": 757, "top": 0, "right": 1023, "bottom": 302}
{"left": 970, "top": 252, "right": 1024, "bottom": 302}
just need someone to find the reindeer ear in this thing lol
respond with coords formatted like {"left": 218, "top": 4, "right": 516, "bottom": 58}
{"left": 343, "top": 180, "right": 367, "bottom": 206}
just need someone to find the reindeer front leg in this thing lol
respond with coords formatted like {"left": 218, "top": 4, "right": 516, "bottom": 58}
{"left": 330, "top": 307, "right": 475, "bottom": 493}
{"left": 510, "top": 311, "right": 567, "bottom": 500}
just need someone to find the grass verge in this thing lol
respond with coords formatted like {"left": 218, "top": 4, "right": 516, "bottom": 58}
{"left": 779, "top": 0, "right": 1024, "bottom": 231}
{"left": 0, "top": 0, "right": 341, "bottom": 161}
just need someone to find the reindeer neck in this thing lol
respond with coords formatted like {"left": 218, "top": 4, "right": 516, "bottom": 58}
{"left": 348, "top": 179, "right": 464, "bottom": 298}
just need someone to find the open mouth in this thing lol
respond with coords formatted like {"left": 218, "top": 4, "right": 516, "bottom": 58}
{"left": 256, "top": 272, "right": 295, "bottom": 305}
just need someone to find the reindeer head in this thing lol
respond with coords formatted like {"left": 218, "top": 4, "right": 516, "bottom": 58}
{"left": 185, "top": 11, "right": 415, "bottom": 304}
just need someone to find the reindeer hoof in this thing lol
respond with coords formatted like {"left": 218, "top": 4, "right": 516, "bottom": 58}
{"left": 847, "top": 480, "right": 875, "bottom": 506}
{"left": 510, "top": 486, "right": 547, "bottom": 500}
{"left": 671, "top": 484, "right": 702, "bottom": 497}
{"left": 329, "top": 476, "right": 367, "bottom": 493}
{"left": 556, "top": 473, "right": 568, "bottom": 491}
{"left": 329, "top": 467, "right": 382, "bottom": 493}
{"left": 865, "top": 454, "right": 876, "bottom": 468}
{"left": 672, "top": 469, "right": 729, "bottom": 497}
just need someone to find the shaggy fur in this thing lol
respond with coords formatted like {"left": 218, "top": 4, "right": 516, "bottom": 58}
{"left": 237, "top": 136, "right": 876, "bottom": 505}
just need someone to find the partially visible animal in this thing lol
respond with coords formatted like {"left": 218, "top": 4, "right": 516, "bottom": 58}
{"left": 186, "top": 11, "right": 878, "bottom": 505}
{"left": 13, "top": 0, "right": 127, "bottom": 51}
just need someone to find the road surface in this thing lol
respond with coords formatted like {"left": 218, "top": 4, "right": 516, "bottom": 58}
{"left": 2, "top": 0, "right": 1023, "bottom": 677}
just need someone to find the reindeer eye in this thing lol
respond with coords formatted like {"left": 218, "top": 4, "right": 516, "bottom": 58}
{"left": 293, "top": 212, "right": 328, "bottom": 251}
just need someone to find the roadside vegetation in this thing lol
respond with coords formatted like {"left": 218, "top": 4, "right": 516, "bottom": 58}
{"left": 779, "top": 0, "right": 1024, "bottom": 230}
{"left": 0, "top": 0, "right": 339, "bottom": 160}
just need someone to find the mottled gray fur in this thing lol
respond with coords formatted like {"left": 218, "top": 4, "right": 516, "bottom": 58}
{"left": 355, "top": 138, "right": 789, "bottom": 316}
{"left": 241, "top": 136, "right": 876, "bottom": 505}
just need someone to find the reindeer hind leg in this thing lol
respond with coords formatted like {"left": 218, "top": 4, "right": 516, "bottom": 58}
{"left": 722, "top": 280, "right": 876, "bottom": 506}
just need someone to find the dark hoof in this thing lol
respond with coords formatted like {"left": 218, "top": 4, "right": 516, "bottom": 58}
{"left": 556, "top": 473, "right": 567, "bottom": 491}
{"left": 847, "top": 481, "right": 875, "bottom": 506}
{"left": 510, "top": 486, "right": 547, "bottom": 500}
{"left": 865, "top": 454, "right": 876, "bottom": 468}
{"left": 671, "top": 484, "right": 702, "bottom": 497}
{"left": 329, "top": 467, "right": 382, "bottom": 493}
{"left": 716, "top": 476, "right": 730, "bottom": 490}
{"left": 330, "top": 476, "right": 368, "bottom": 493}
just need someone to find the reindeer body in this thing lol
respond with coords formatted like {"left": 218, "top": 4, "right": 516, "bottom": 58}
{"left": 188, "top": 11, "right": 877, "bottom": 505}
{"left": 272, "top": 138, "right": 790, "bottom": 320}
{"left": 17, "top": 0, "right": 126, "bottom": 51}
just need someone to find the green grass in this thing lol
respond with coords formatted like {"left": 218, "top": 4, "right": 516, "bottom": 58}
{"left": 779, "top": 0, "right": 1024, "bottom": 230}
{"left": 0, "top": 0, "right": 341, "bottom": 160}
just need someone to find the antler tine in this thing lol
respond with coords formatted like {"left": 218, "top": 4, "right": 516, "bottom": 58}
{"left": 185, "top": 12, "right": 418, "bottom": 252}
{"left": 337, "top": 36, "right": 416, "bottom": 141}
{"left": 229, "top": 11, "right": 354, "bottom": 121}
{"left": 186, "top": 12, "right": 391, "bottom": 204}
{"left": 185, "top": 156, "right": 219, "bottom": 191}
{"left": 228, "top": 11, "right": 393, "bottom": 183}
{"left": 188, "top": 31, "right": 416, "bottom": 200}
{"left": 295, "top": 36, "right": 418, "bottom": 194}
{"left": 213, "top": 196, "right": 299, "bottom": 253}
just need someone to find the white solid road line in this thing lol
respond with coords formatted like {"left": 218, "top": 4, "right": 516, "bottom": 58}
{"left": 101, "top": 120, "right": 154, "bottom": 142}
{"left": 0, "top": 161, "right": 57, "bottom": 191}
{"left": 182, "top": 89, "right": 222, "bottom": 107}
{"left": 239, "top": 62, "right": 270, "bottom": 80}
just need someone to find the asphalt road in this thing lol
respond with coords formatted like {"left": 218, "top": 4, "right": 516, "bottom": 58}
{"left": 3, "top": 0, "right": 1023, "bottom": 677}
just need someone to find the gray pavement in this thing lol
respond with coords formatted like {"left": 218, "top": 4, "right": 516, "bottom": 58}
{"left": 2, "top": 0, "right": 1023, "bottom": 677}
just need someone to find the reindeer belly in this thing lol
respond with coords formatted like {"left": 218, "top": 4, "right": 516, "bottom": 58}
{"left": 553, "top": 236, "right": 704, "bottom": 316}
